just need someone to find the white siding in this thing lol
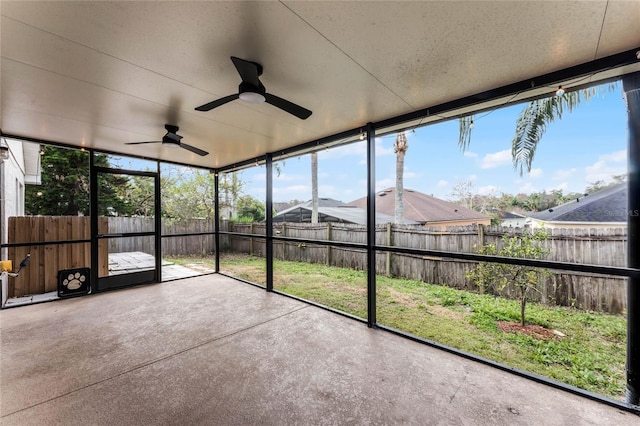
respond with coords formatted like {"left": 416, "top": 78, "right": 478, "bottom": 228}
{"left": 1, "top": 140, "right": 27, "bottom": 256}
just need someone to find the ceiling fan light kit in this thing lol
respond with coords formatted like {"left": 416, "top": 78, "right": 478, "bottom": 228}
{"left": 239, "top": 91, "right": 266, "bottom": 104}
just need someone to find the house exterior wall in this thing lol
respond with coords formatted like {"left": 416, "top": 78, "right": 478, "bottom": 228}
{"left": 526, "top": 218, "right": 627, "bottom": 229}
{"left": 1, "top": 140, "right": 27, "bottom": 259}
{"left": 426, "top": 217, "right": 491, "bottom": 230}
{"left": 501, "top": 217, "right": 529, "bottom": 228}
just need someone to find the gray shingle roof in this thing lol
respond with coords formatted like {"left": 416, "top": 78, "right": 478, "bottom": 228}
{"left": 272, "top": 204, "right": 417, "bottom": 225}
{"left": 530, "top": 183, "right": 627, "bottom": 222}
{"left": 347, "top": 188, "right": 490, "bottom": 224}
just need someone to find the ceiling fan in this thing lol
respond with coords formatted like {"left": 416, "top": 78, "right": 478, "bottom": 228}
{"left": 195, "top": 56, "right": 312, "bottom": 120}
{"left": 125, "top": 124, "right": 209, "bottom": 156}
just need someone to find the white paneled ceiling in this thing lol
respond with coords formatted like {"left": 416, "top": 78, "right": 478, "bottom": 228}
{"left": 2, "top": 1, "right": 639, "bottom": 169}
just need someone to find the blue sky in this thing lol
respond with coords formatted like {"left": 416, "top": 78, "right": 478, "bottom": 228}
{"left": 239, "top": 82, "right": 629, "bottom": 204}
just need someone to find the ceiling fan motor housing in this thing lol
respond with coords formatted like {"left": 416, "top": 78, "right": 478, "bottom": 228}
{"left": 163, "top": 130, "right": 182, "bottom": 145}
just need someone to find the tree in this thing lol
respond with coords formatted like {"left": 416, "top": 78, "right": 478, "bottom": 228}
{"left": 162, "top": 169, "right": 216, "bottom": 220}
{"left": 466, "top": 229, "right": 551, "bottom": 326}
{"left": 450, "top": 181, "right": 475, "bottom": 210}
{"left": 586, "top": 174, "right": 626, "bottom": 193}
{"left": 235, "top": 195, "right": 266, "bottom": 222}
{"left": 25, "top": 146, "right": 130, "bottom": 216}
{"left": 459, "top": 86, "right": 607, "bottom": 175}
{"left": 311, "top": 152, "right": 319, "bottom": 224}
{"left": 218, "top": 172, "right": 244, "bottom": 219}
{"left": 394, "top": 132, "right": 408, "bottom": 223}
{"left": 123, "top": 174, "right": 156, "bottom": 217}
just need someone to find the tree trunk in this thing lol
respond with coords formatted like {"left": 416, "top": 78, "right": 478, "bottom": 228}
{"left": 521, "top": 294, "right": 527, "bottom": 326}
{"left": 311, "top": 152, "right": 318, "bottom": 224}
{"left": 394, "top": 132, "right": 408, "bottom": 224}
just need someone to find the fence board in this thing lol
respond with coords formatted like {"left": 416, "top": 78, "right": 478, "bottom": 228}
{"left": 43, "top": 217, "right": 59, "bottom": 293}
{"left": 7, "top": 216, "right": 628, "bottom": 313}
{"left": 226, "top": 222, "right": 628, "bottom": 314}
{"left": 7, "top": 216, "right": 104, "bottom": 297}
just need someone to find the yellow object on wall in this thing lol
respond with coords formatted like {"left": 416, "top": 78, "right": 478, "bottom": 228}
{"left": 0, "top": 260, "right": 12, "bottom": 273}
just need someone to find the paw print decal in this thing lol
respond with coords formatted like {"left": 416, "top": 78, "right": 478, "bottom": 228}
{"left": 63, "top": 271, "right": 86, "bottom": 290}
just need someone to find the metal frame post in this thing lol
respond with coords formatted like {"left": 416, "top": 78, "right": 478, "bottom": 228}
{"left": 624, "top": 71, "right": 640, "bottom": 405}
{"left": 155, "top": 162, "right": 162, "bottom": 282}
{"left": 266, "top": 154, "right": 273, "bottom": 292}
{"left": 366, "top": 122, "right": 376, "bottom": 328}
{"left": 214, "top": 171, "right": 220, "bottom": 273}
{"left": 89, "top": 151, "right": 99, "bottom": 290}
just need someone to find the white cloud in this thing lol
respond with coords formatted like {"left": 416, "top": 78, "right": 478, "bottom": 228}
{"left": 584, "top": 149, "right": 627, "bottom": 184}
{"left": 469, "top": 174, "right": 478, "bottom": 181}
{"left": 528, "top": 168, "right": 543, "bottom": 178}
{"left": 437, "top": 180, "right": 448, "bottom": 187}
{"left": 553, "top": 168, "right": 577, "bottom": 180}
{"left": 463, "top": 151, "right": 478, "bottom": 158}
{"left": 376, "top": 178, "right": 395, "bottom": 191}
{"left": 274, "top": 172, "right": 307, "bottom": 182}
{"left": 480, "top": 149, "right": 511, "bottom": 169}
{"left": 325, "top": 138, "right": 393, "bottom": 164}
{"left": 518, "top": 182, "right": 536, "bottom": 193}
{"left": 318, "top": 184, "right": 336, "bottom": 196}
{"left": 273, "top": 185, "right": 308, "bottom": 196}
{"left": 478, "top": 185, "right": 501, "bottom": 195}
{"left": 547, "top": 182, "right": 568, "bottom": 192}
{"left": 376, "top": 138, "right": 396, "bottom": 156}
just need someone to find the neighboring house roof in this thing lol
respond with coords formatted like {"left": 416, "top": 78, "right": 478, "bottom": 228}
{"left": 486, "top": 210, "right": 527, "bottom": 220}
{"left": 273, "top": 198, "right": 346, "bottom": 222}
{"left": 501, "top": 211, "right": 527, "bottom": 219}
{"left": 347, "top": 188, "right": 490, "bottom": 224}
{"left": 530, "top": 183, "right": 627, "bottom": 222}
{"left": 272, "top": 202, "right": 417, "bottom": 225}
{"left": 273, "top": 201, "right": 297, "bottom": 214}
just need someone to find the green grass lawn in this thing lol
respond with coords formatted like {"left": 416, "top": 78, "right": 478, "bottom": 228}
{"left": 171, "top": 253, "right": 627, "bottom": 399}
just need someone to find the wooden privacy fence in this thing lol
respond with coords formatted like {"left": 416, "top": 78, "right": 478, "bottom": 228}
{"left": 222, "top": 222, "right": 628, "bottom": 314}
{"left": 7, "top": 216, "right": 108, "bottom": 297}
{"left": 7, "top": 216, "right": 628, "bottom": 314}
{"left": 107, "top": 217, "right": 216, "bottom": 256}
{"left": 6, "top": 216, "right": 216, "bottom": 298}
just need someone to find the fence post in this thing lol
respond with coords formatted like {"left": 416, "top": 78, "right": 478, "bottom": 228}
{"left": 326, "top": 222, "right": 332, "bottom": 266}
{"left": 386, "top": 222, "right": 392, "bottom": 277}
{"left": 282, "top": 223, "right": 287, "bottom": 261}
{"left": 477, "top": 223, "right": 485, "bottom": 248}
{"left": 249, "top": 222, "right": 254, "bottom": 256}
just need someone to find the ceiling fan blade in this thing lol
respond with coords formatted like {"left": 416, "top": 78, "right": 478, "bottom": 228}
{"left": 125, "top": 141, "right": 161, "bottom": 145}
{"left": 264, "top": 93, "right": 312, "bottom": 120}
{"left": 231, "top": 56, "right": 260, "bottom": 86}
{"left": 180, "top": 142, "right": 209, "bottom": 157}
{"left": 195, "top": 94, "right": 239, "bottom": 111}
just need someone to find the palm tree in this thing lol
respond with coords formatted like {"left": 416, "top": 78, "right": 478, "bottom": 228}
{"left": 394, "top": 132, "right": 408, "bottom": 223}
{"left": 311, "top": 151, "right": 319, "bottom": 224}
{"left": 458, "top": 86, "right": 600, "bottom": 174}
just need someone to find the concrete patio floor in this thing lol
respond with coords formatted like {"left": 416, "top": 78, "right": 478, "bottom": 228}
{"left": 0, "top": 275, "right": 636, "bottom": 425}
{"left": 2, "top": 252, "right": 214, "bottom": 308}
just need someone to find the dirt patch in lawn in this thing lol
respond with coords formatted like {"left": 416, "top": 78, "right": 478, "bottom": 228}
{"left": 426, "top": 304, "right": 466, "bottom": 321}
{"left": 498, "top": 321, "right": 562, "bottom": 341}
{"left": 387, "top": 287, "right": 419, "bottom": 308}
